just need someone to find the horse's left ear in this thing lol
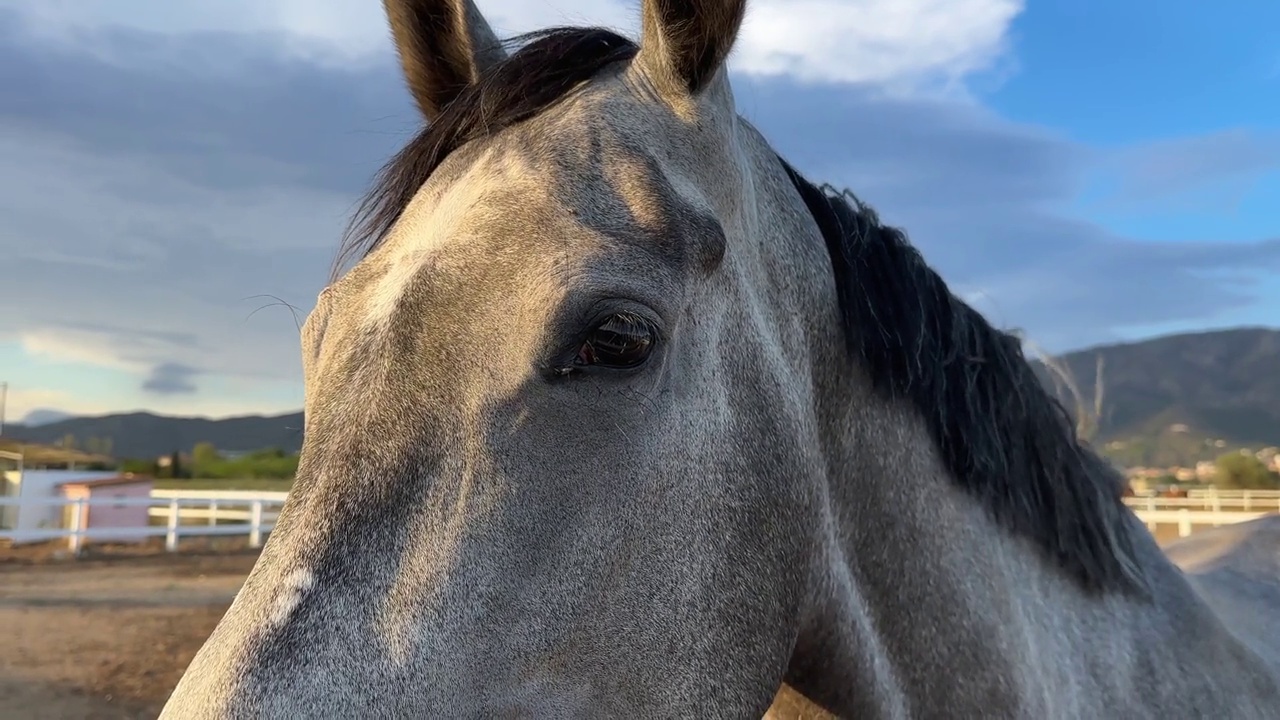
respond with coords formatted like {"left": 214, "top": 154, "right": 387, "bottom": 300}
{"left": 636, "top": 0, "right": 748, "bottom": 96}
{"left": 383, "top": 0, "right": 509, "bottom": 122}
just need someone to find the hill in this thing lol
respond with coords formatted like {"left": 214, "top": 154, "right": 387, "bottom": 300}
{"left": 2, "top": 327, "right": 1277, "bottom": 466}
{"left": 2, "top": 411, "right": 304, "bottom": 461}
{"left": 1037, "top": 327, "right": 1280, "bottom": 467}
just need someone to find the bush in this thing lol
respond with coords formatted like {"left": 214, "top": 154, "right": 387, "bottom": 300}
{"left": 120, "top": 458, "right": 158, "bottom": 475}
{"left": 119, "top": 445, "right": 299, "bottom": 482}
{"left": 1214, "top": 452, "right": 1280, "bottom": 490}
{"left": 164, "top": 443, "right": 299, "bottom": 480}
{"left": 195, "top": 447, "right": 298, "bottom": 480}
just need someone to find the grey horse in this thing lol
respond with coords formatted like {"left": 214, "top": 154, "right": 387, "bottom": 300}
{"left": 160, "top": 0, "right": 1280, "bottom": 717}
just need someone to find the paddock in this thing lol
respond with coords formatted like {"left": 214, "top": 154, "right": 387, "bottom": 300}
{"left": 0, "top": 549, "right": 256, "bottom": 719}
{"left": 0, "top": 509, "right": 1270, "bottom": 719}
{"left": 0, "top": 545, "right": 833, "bottom": 719}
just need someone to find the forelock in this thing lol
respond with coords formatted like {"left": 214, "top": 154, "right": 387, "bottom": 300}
{"left": 334, "top": 27, "right": 640, "bottom": 280}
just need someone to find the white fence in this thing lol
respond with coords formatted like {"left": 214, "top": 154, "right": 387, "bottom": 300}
{"left": 0, "top": 490, "right": 287, "bottom": 553}
{"left": 0, "top": 488, "right": 1274, "bottom": 553}
{"left": 1123, "top": 490, "right": 1279, "bottom": 539}
{"left": 148, "top": 489, "right": 287, "bottom": 524}
{"left": 1123, "top": 490, "right": 1280, "bottom": 514}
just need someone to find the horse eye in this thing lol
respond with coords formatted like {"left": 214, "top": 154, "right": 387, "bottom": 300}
{"left": 575, "top": 314, "right": 655, "bottom": 369}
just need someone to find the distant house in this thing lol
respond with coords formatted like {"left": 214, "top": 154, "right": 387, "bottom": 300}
{"left": 1, "top": 469, "right": 121, "bottom": 542}
{"left": 58, "top": 475, "right": 155, "bottom": 545}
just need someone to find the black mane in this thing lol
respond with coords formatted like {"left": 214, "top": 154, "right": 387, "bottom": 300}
{"left": 778, "top": 160, "right": 1145, "bottom": 595}
{"left": 341, "top": 25, "right": 1145, "bottom": 595}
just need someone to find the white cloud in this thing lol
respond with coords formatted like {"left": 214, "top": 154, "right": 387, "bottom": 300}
{"left": 0, "top": 0, "right": 384, "bottom": 58}
{"left": 19, "top": 328, "right": 143, "bottom": 372}
{"left": 1, "top": 388, "right": 94, "bottom": 424}
{"left": 0, "top": 0, "right": 1024, "bottom": 88}
{"left": 1, "top": 380, "right": 301, "bottom": 422}
{"left": 736, "top": 0, "right": 1024, "bottom": 88}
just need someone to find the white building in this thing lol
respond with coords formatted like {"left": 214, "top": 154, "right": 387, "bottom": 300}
{"left": 1, "top": 466, "right": 121, "bottom": 543}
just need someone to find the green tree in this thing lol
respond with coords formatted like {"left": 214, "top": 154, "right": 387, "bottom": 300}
{"left": 1214, "top": 452, "right": 1280, "bottom": 490}
{"left": 192, "top": 442, "right": 220, "bottom": 475}
{"left": 192, "top": 446, "right": 299, "bottom": 480}
{"left": 120, "top": 458, "right": 157, "bottom": 475}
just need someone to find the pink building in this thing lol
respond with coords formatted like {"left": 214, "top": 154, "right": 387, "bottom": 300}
{"left": 58, "top": 475, "right": 155, "bottom": 545}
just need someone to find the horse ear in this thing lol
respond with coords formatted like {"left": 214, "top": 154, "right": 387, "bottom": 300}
{"left": 636, "top": 0, "right": 747, "bottom": 96}
{"left": 383, "top": 0, "right": 509, "bottom": 122}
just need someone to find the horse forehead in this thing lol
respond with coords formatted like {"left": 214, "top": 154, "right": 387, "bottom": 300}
{"left": 356, "top": 119, "right": 718, "bottom": 326}
{"left": 352, "top": 148, "right": 558, "bottom": 325}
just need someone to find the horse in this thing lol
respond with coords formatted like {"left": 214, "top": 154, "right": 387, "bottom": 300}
{"left": 160, "top": 0, "right": 1280, "bottom": 717}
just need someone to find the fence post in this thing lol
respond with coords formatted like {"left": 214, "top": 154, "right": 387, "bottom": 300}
{"left": 1177, "top": 509, "right": 1192, "bottom": 538}
{"left": 249, "top": 500, "right": 263, "bottom": 548}
{"left": 165, "top": 498, "right": 180, "bottom": 552}
{"left": 1242, "top": 491, "right": 1251, "bottom": 512}
{"left": 208, "top": 499, "right": 219, "bottom": 526}
{"left": 1211, "top": 494, "right": 1222, "bottom": 525}
{"left": 67, "top": 497, "right": 86, "bottom": 554}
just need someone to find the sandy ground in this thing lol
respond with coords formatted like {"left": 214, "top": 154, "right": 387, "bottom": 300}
{"left": 0, "top": 542, "right": 829, "bottom": 719}
{"left": 0, "top": 523, "right": 1214, "bottom": 719}
{"left": 0, "top": 545, "right": 257, "bottom": 719}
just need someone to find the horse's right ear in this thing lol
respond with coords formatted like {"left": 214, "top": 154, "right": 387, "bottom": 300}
{"left": 382, "top": 0, "right": 508, "bottom": 122}
{"left": 636, "top": 0, "right": 748, "bottom": 97}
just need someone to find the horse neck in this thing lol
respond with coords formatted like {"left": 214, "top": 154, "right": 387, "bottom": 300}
{"left": 787, "top": 392, "right": 1279, "bottom": 718}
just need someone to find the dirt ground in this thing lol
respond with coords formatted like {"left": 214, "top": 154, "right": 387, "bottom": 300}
{"left": 1150, "top": 522, "right": 1220, "bottom": 546}
{"left": 0, "top": 541, "right": 829, "bottom": 719}
{"left": 0, "top": 543, "right": 258, "bottom": 719}
{"left": 0, "top": 523, "right": 1206, "bottom": 719}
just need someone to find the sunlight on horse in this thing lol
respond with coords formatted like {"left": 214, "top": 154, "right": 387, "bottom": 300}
{"left": 160, "top": 0, "right": 1279, "bottom": 717}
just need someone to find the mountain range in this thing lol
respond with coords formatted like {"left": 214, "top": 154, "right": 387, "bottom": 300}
{"left": 1035, "top": 327, "right": 1280, "bottom": 466}
{"left": 4, "top": 327, "right": 1278, "bottom": 467}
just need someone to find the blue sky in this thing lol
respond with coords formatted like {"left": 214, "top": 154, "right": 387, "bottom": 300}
{"left": 0, "top": 0, "right": 1277, "bottom": 423}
